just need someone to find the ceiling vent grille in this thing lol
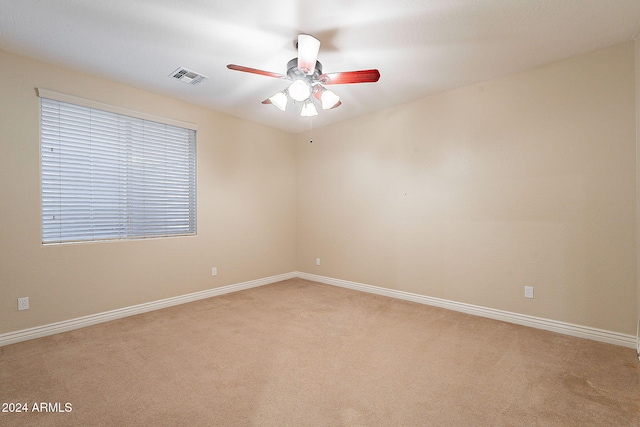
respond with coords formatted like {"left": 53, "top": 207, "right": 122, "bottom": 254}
{"left": 169, "top": 67, "right": 208, "bottom": 85}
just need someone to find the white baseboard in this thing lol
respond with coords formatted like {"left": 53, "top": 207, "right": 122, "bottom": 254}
{"left": 297, "top": 272, "right": 637, "bottom": 349}
{"left": 2, "top": 271, "right": 636, "bottom": 350}
{"left": 0, "top": 272, "right": 296, "bottom": 347}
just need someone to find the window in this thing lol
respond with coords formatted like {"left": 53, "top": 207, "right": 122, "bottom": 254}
{"left": 39, "top": 89, "right": 197, "bottom": 244}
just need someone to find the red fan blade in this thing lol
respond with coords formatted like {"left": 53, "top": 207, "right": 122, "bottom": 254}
{"left": 227, "top": 64, "right": 287, "bottom": 79}
{"left": 319, "top": 69, "right": 380, "bottom": 85}
{"left": 297, "top": 34, "right": 320, "bottom": 75}
{"left": 262, "top": 98, "right": 272, "bottom": 104}
{"left": 330, "top": 101, "right": 342, "bottom": 109}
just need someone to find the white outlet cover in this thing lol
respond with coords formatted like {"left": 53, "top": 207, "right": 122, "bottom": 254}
{"left": 211, "top": 267, "right": 218, "bottom": 276}
{"left": 524, "top": 286, "right": 534, "bottom": 299}
{"left": 18, "top": 297, "right": 29, "bottom": 310}
{"left": 316, "top": 258, "right": 320, "bottom": 266}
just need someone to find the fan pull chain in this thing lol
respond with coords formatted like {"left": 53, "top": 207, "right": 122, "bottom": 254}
{"left": 309, "top": 119, "right": 313, "bottom": 143}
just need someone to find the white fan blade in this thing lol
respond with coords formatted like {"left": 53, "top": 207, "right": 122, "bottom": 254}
{"left": 297, "top": 34, "right": 320, "bottom": 75}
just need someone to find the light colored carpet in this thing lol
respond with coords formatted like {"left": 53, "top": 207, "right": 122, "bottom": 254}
{"left": 1, "top": 278, "right": 638, "bottom": 426}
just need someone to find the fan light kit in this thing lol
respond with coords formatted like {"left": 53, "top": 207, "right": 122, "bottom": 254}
{"left": 227, "top": 34, "right": 380, "bottom": 117}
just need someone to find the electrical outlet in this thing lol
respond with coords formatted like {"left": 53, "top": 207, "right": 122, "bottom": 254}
{"left": 316, "top": 258, "right": 320, "bottom": 266}
{"left": 211, "top": 267, "right": 218, "bottom": 276}
{"left": 18, "top": 297, "right": 29, "bottom": 311}
{"left": 524, "top": 286, "right": 534, "bottom": 299}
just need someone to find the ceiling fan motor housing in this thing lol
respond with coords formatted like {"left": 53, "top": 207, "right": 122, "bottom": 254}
{"left": 287, "top": 58, "right": 323, "bottom": 83}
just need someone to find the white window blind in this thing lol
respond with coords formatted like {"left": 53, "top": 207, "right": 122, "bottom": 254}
{"left": 39, "top": 92, "right": 197, "bottom": 244}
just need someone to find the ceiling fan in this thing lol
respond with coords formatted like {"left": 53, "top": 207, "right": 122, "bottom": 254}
{"left": 227, "top": 34, "right": 380, "bottom": 117}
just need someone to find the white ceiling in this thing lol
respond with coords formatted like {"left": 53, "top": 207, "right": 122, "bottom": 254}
{"left": 1, "top": 0, "right": 639, "bottom": 133}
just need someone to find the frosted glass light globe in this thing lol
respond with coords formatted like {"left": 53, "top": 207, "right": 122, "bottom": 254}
{"left": 300, "top": 101, "right": 318, "bottom": 117}
{"left": 321, "top": 89, "right": 340, "bottom": 110}
{"left": 268, "top": 92, "right": 287, "bottom": 111}
{"left": 288, "top": 79, "right": 311, "bottom": 102}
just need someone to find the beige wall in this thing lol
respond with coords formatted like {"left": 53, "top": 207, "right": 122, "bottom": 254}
{"left": 296, "top": 42, "right": 638, "bottom": 335}
{"left": 637, "top": 39, "right": 640, "bottom": 342}
{"left": 0, "top": 50, "right": 297, "bottom": 334}
{"left": 2, "top": 41, "right": 638, "bottom": 339}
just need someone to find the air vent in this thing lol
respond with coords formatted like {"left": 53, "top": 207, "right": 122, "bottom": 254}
{"left": 169, "top": 67, "right": 208, "bottom": 85}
